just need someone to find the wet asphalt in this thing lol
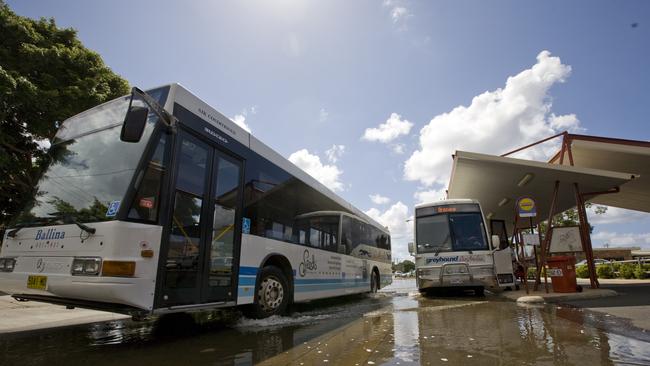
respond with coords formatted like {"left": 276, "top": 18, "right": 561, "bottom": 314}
{"left": 0, "top": 279, "right": 649, "bottom": 365}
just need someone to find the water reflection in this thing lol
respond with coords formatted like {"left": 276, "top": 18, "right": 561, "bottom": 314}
{"left": 261, "top": 293, "right": 650, "bottom": 365}
{"left": 1, "top": 290, "right": 650, "bottom": 365}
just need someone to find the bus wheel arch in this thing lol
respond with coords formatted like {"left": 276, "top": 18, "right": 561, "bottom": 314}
{"left": 260, "top": 254, "right": 294, "bottom": 298}
{"left": 244, "top": 254, "right": 293, "bottom": 319}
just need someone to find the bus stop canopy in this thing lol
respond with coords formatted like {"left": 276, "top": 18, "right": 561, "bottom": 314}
{"left": 447, "top": 150, "right": 636, "bottom": 232}
{"left": 549, "top": 134, "right": 650, "bottom": 213}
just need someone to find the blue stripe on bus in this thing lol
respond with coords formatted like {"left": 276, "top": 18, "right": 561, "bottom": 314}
{"left": 237, "top": 266, "right": 371, "bottom": 296}
{"left": 239, "top": 266, "right": 259, "bottom": 276}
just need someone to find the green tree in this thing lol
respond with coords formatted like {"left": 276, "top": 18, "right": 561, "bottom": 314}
{"left": 401, "top": 260, "right": 415, "bottom": 273}
{"left": 0, "top": 1, "right": 129, "bottom": 227}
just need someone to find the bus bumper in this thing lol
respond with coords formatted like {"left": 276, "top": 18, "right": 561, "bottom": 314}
{"left": 0, "top": 270, "right": 155, "bottom": 313}
{"left": 417, "top": 265, "right": 498, "bottom": 290}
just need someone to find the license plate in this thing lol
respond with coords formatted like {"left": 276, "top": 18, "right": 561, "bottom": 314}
{"left": 27, "top": 275, "right": 47, "bottom": 290}
{"left": 450, "top": 278, "right": 464, "bottom": 285}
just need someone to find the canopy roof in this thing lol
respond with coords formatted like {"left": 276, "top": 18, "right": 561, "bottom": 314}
{"left": 549, "top": 134, "right": 650, "bottom": 212}
{"left": 447, "top": 150, "right": 635, "bottom": 232}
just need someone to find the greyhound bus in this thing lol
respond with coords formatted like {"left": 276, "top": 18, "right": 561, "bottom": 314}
{"left": 408, "top": 199, "right": 514, "bottom": 295}
{"left": 0, "top": 84, "right": 392, "bottom": 319}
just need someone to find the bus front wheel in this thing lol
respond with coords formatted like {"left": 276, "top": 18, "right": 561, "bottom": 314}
{"left": 247, "top": 265, "right": 290, "bottom": 319}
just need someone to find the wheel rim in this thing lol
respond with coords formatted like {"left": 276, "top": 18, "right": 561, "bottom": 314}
{"left": 258, "top": 276, "right": 284, "bottom": 313}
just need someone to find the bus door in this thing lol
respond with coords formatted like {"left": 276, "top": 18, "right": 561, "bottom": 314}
{"left": 158, "top": 130, "right": 243, "bottom": 307}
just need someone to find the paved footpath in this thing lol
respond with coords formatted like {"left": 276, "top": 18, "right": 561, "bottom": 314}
{"left": 0, "top": 295, "right": 128, "bottom": 333}
{"left": 500, "top": 278, "right": 650, "bottom": 332}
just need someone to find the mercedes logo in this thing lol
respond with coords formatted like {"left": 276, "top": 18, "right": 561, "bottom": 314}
{"left": 36, "top": 258, "right": 45, "bottom": 273}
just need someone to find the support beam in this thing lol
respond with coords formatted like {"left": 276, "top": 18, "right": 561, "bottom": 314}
{"left": 535, "top": 180, "right": 559, "bottom": 292}
{"left": 574, "top": 182, "right": 600, "bottom": 289}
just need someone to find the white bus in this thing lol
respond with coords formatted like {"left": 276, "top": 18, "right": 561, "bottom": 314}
{"left": 408, "top": 199, "right": 514, "bottom": 295}
{"left": 0, "top": 84, "right": 392, "bottom": 319}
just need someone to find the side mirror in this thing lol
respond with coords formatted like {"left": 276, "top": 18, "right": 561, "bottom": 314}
{"left": 408, "top": 242, "right": 415, "bottom": 255}
{"left": 120, "top": 105, "right": 149, "bottom": 142}
{"left": 491, "top": 235, "right": 501, "bottom": 250}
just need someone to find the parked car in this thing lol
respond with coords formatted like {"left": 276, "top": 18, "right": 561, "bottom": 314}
{"left": 576, "top": 259, "right": 610, "bottom": 266}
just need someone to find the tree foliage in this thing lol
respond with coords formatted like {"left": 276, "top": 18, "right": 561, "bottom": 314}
{"left": 0, "top": 1, "right": 129, "bottom": 227}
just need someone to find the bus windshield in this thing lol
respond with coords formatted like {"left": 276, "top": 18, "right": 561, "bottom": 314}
{"left": 416, "top": 212, "right": 489, "bottom": 253}
{"left": 13, "top": 88, "right": 168, "bottom": 227}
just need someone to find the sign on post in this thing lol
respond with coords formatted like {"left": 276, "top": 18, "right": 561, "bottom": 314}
{"left": 517, "top": 197, "right": 537, "bottom": 218}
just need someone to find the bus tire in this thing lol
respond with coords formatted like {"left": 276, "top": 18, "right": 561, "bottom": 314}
{"left": 247, "top": 265, "right": 290, "bottom": 319}
{"left": 370, "top": 270, "right": 379, "bottom": 293}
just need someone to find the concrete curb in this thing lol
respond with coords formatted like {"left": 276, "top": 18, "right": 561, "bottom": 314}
{"left": 499, "top": 288, "right": 618, "bottom": 304}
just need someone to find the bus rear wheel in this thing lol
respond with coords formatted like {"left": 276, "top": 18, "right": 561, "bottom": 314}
{"left": 246, "top": 265, "right": 290, "bottom": 319}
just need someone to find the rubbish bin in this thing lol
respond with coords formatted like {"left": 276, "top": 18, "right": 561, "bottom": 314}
{"left": 546, "top": 256, "right": 578, "bottom": 293}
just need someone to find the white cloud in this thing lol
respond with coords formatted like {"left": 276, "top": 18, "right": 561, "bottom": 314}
{"left": 35, "top": 138, "right": 51, "bottom": 151}
{"left": 588, "top": 206, "right": 649, "bottom": 225}
{"left": 404, "top": 50, "right": 581, "bottom": 187}
{"left": 365, "top": 201, "right": 413, "bottom": 260}
{"left": 231, "top": 106, "right": 257, "bottom": 133}
{"left": 592, "top": 231, "right": 650, "bottom": 248}
{"left": 232, "top": 114, "right": 252, "bottom": 133}
{"left": 370, "top": 194, "right": 391, "bottom": 205}
{"left": 319, "top": 108, "right": 329, "bottom": 122}
{"left": 414, "top": 188, "right": 448, "bottom": 205}
{"left": 391, "top": 7, "right": 409, "bottom": 23}
{"left": 391, "top": 143, "right": 405, "bottom": 154}
{"left": 325, "top": 144, "right": 345, "bottom": 163}
{"left": 383, "top": 1, "right": 412, "bottom": 30}
{"left": 288, "top": 149, "right": 344, "bottom": 192}
{"left": 362, "top": 113, "right": 414, "bottom": 143}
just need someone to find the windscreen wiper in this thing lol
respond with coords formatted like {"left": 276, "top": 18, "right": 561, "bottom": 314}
{"left": 47, "top": 212, "right": 97, "bottom": 236}
{"left": 7, "top": 225, "right": 24, "bottom": 238}
{"left": 6, "top": 219, "right": 49, "bottom": 238}
{"left": 434, "top": 247, "right": 443, "bottom": 257}
{"left": 71, "top": 219, "right": 96, "bottom": 235}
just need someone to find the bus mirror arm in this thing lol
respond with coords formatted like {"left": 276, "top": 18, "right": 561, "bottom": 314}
{"left": 121, "top": 87, "right": 178, "bottom": 143}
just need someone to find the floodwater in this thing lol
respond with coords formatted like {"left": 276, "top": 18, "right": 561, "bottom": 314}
{"left": 1, "top": 279, "right": 649, "bottom": 366}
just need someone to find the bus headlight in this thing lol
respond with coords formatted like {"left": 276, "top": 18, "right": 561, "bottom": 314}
{"left": 0, "top": 258, "right": 16, "bottom": 272}
{"left": 71, "top": 258, "right": 102, "bottom": 276}
{"left": 418, "top": 268, "right": 440, "bottom": 278}
{"left": 472, "top": 267, "right": 495, "bottom": 277}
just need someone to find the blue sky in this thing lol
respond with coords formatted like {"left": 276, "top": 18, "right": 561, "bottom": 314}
{"left": 9, "top": 0, "right": 650, "bottom": 259}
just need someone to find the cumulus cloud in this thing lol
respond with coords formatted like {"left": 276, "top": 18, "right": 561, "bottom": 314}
{"left": 362, "top": 113, "right": 414, "bottom": 143}
{"left": 232, "top": 114, "right": 252, "bottom": 133}
{"left": 231, "top": 106, "right": 257, "bottom": 133}
{"left": 288, "top": 149, "right": 344, "bottom": 192}
{"left": 414, "top": 188, "right": 448, "bottom": 205}
{"left": 370, "top": 194, "right": 391, "bottom": 205}
{"left": 592, "top": 231, "right": 650, "bottom": 248}
{"left": 365, "top": 201, "right": 413, "bottom": 260}
{"left": 325, "top": 144, "right": 345, "bottom": 163}
{"left": 404, "top": 50, "right": 581, "bottom": 188}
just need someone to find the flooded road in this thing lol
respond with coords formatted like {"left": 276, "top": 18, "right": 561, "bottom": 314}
{"left": 1, "top": 279, "right": 649, "bottom": 365}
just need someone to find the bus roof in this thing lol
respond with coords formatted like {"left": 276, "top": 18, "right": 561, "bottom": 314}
{"left": 163, "top": 83, "right": 388, "bottom": 233}
{"left": 414, "top": 199, "right": 479, "bottom": 210}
